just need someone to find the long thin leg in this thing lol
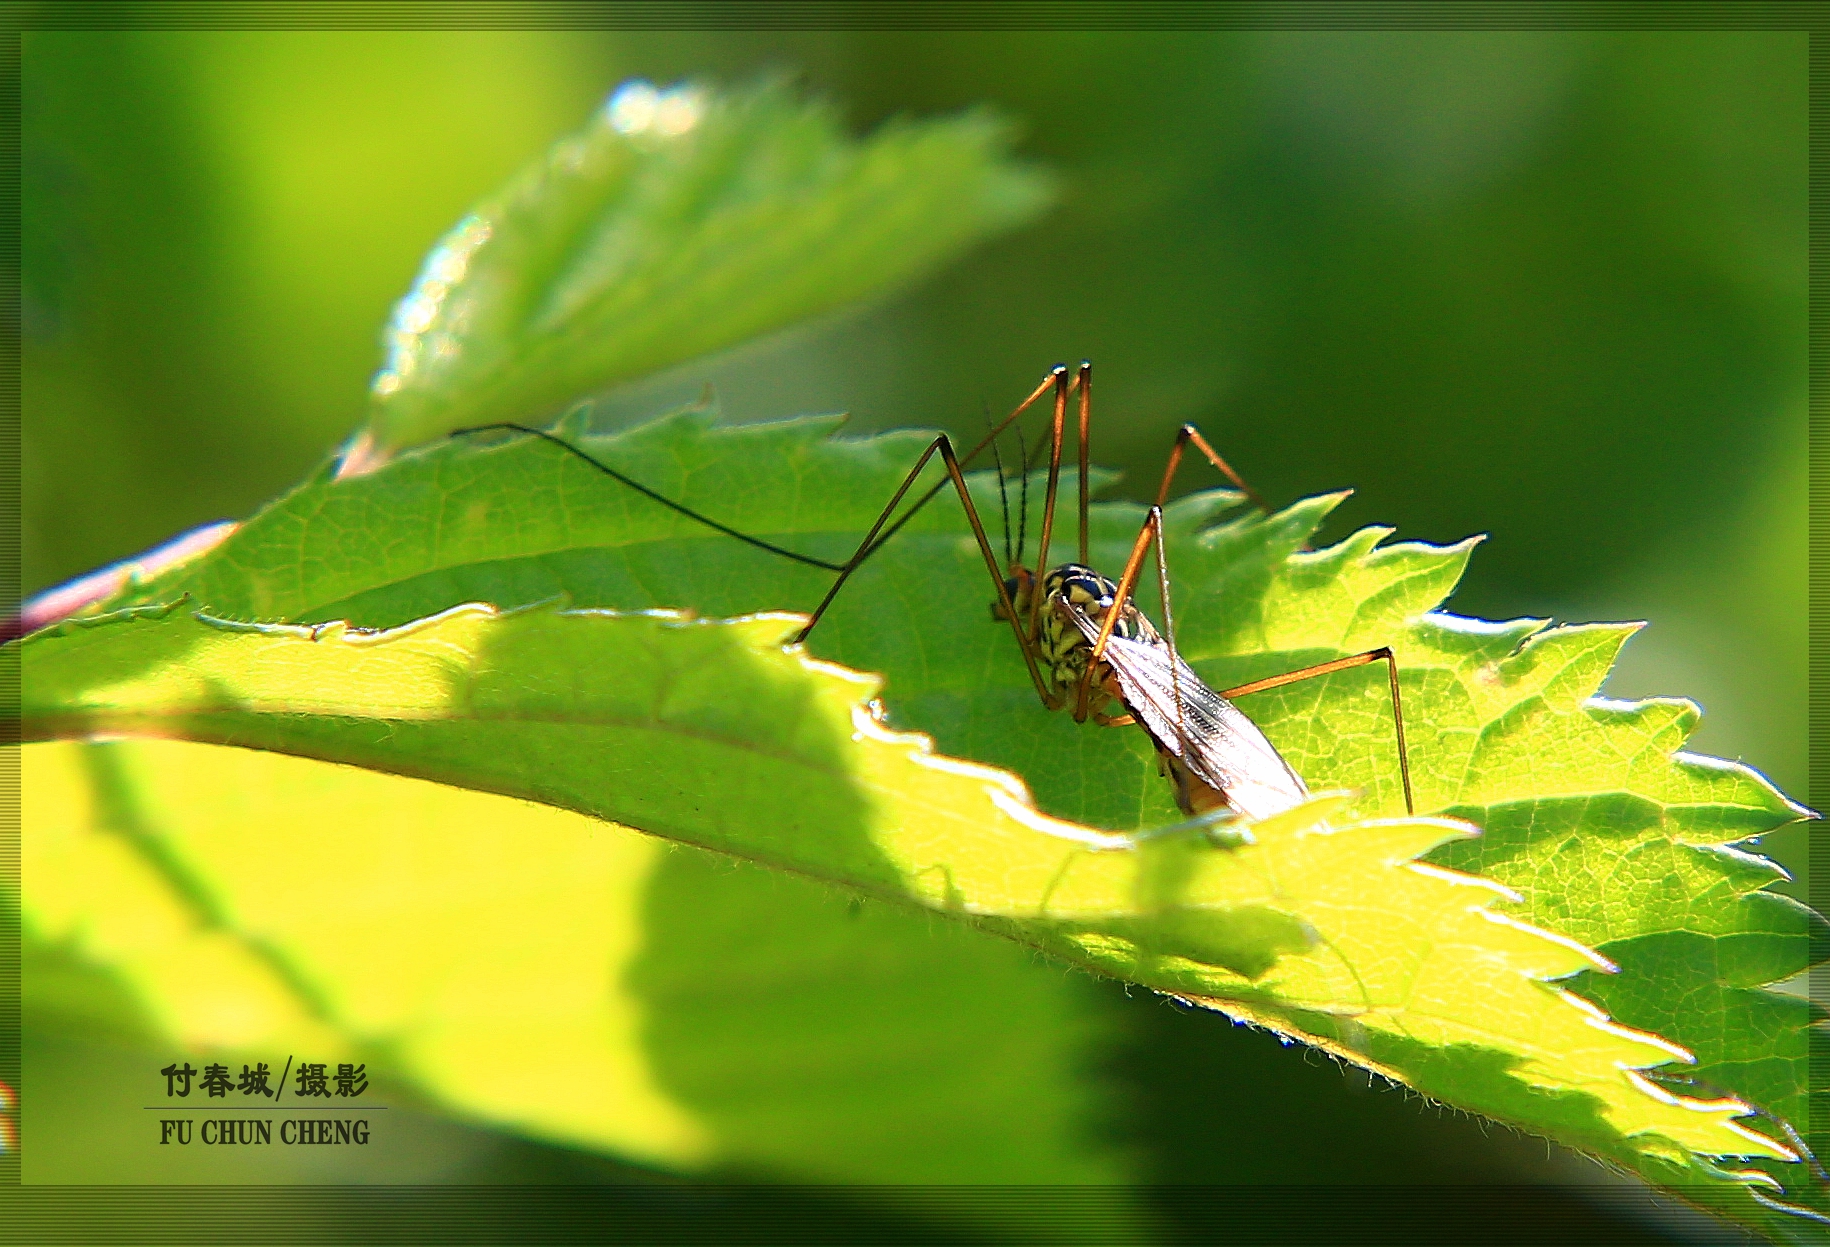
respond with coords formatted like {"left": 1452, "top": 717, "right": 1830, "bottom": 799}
{"left": 1075, "top": 360, "right": 1092, "bottom": 566}
{"left": 796, "top": 367, "right": 1064, "bottom": 641}
{"left": 449, "top": 389, "right": 1072, "bottom": 586}
{"left": 1074, "top": 504, "right": 1163, "bottom": 721}
{"left": 1086, "top": 497, "right": 1414, "bottom": 815}
{"left": 858, "top": 366, "right": 1066, "bottom": 567}
{"left": 1026, "top": 367, "right": 1071, "bottom": 645}
{"left": 1074, "top": 412, "right": 1281, "bottom": 691}
{"left": 931, "top": 434, "right": 1061, "bottom": 707}
{"left": 861, "top": 373, "right": 1267, "bottom": 578}
{"left": 1073, "top": 413, "right": 1286, "bottom": 709}
{"left": 792, "top": 431, "right": 1057, "bottom": 710}
{"left": 1221, "top": 650, "right": 1416, "bottom": 815}
{"left": 1153, "top": 424, "right": 1274, "bottom": 518}
{"left": 1073, "top": 507, "right": 1194, "bottom": 768}
{"left": 1150, "top": 509, "right": 1187, "bottom": 762}
{"left": 450, "top": 423, "right": 848, "bottom": 572}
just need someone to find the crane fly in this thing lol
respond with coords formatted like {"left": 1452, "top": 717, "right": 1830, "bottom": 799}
{"left": 455, "top": 361, "right": 1415, "bottom": 830}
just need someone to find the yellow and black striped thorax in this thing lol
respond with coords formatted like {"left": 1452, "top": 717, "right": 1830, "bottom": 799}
{"left": 1035, "top": 563, "right": 1157, "bottom": 692}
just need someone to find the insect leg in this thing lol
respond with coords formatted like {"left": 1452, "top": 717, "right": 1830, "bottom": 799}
{"left": 1076, "top": 507, "right": 1193, "bottom": 754}
{"left": 794, "top": 431, "right": 1058, "bottom": 707}
{"left": 1150, "top": 505, "right": 1187, "bottom": 759}
{"left": 449, "top": 422, "right": 848, "bottom": 572}
{"left": 1085, "top": 508, "right": 1160, "bottom": 671}
{"left": 857, "top": 366, "right": 1066, "bottom": 569}
{"left": 465, "top": 370, "right": 1072, "bottom": 639}
{"left": 1074, "top": 360, "right": 1092, "bottom": 566}
{"left": 1152, "top": 424, "right": 1275, "bottom": 518}
{"left": 1220, "top": 650, "right": 1416, "bottom": 815}
{"left": 1076, "top": 501, "right": 1193, "bottom": 754}
{"left": 935, "top": 434, "right": 1061, "bottom": 709}
{"left": 1067, "top": 408, "right": 1285, "bottom": 719}
{"left": 1073, "top": 504, "right": 1169, "bottom": 723}
{"left": 793, "top": 368, "right": 1065, "bottom": 642}
{"left": 1079, "top": 505, "right": 1245, "bottom": 817}
{"left": 1026, "top": 366, "right": 1071, "bottom": 646}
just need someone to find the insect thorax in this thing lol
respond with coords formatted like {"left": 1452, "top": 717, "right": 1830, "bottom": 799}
{"left": 1035, "top": 563, "right": 1158, "bottom": 695}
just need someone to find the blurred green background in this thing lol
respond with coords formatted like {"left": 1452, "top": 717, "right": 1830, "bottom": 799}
{"left": 21, "top": 28, "right": 1804, "bottom": 1238}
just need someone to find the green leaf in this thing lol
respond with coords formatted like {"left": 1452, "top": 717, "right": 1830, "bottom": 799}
{"left": 28, "top": 407, "right": 1821, "bottom": 1235}
{"left": 345, "top": 79, "right": 1050, "bottom": 467}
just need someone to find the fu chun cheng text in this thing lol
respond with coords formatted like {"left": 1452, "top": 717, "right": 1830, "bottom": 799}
{"left": 157, "top": 1118, "right": 372, "bottom": 1146}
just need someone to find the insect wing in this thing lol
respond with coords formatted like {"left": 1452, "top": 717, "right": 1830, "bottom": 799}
{"left": 1077, "top": 616, "right": 1310, "bottom": 822}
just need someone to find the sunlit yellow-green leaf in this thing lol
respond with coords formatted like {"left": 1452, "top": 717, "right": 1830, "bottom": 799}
{"left": 24, "top": 735, "right": 1131, "bottom": 1196}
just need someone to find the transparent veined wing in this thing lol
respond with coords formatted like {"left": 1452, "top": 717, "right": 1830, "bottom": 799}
{"left": 1065, "top": 607, "right": 1309, "bottom": 822}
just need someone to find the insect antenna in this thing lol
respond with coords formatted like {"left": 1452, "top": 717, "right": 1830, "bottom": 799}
{"left": 985, "top": 400, "right": 1013, "bottom": 570}
{"left": 1015, "top": 411, "right": 1032, "bottom": 571}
